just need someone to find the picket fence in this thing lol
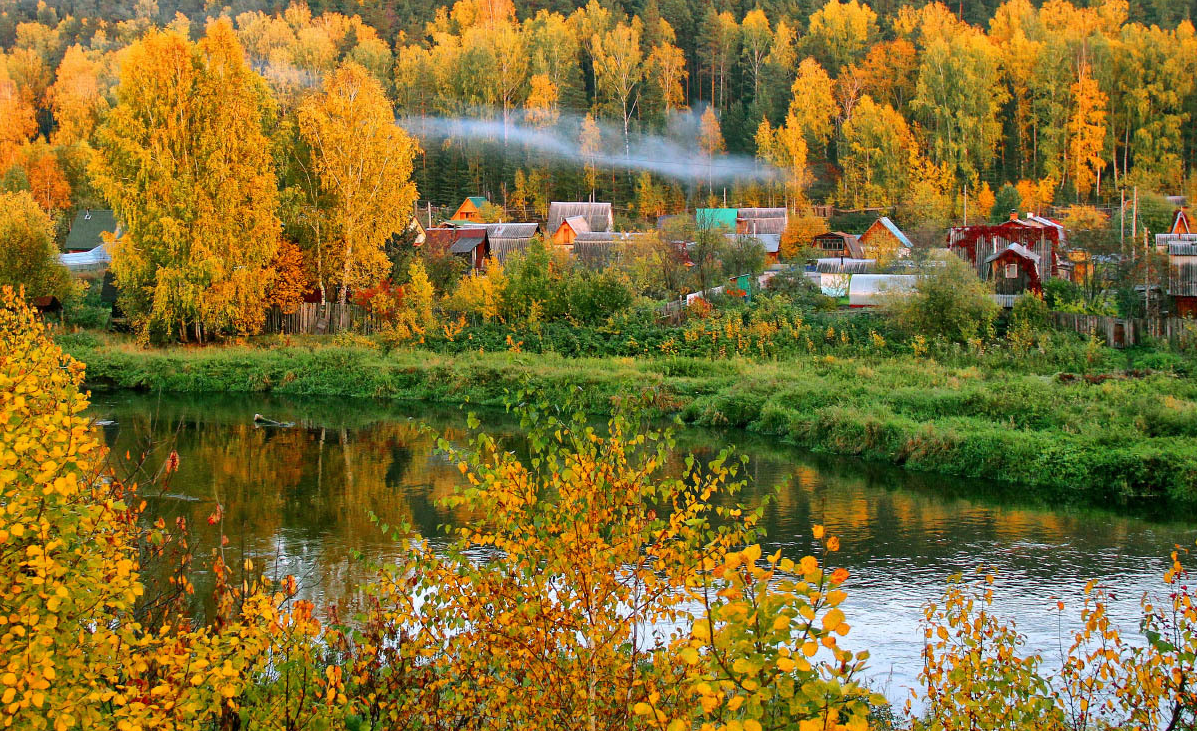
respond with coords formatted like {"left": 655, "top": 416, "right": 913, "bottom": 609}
{"left": 1048, "top": 311, "right": 1197, "bottom": 349}
{"left": 262, "top": 303, "right": 376, "bottom": 335}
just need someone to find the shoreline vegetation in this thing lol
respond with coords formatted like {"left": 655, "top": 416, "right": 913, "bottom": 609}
{"left": 62, "top": 334, "right": 1197, "bottom": 507}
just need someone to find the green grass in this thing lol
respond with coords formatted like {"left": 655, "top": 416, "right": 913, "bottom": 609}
{"left": 59, "top": 333, "right": 1197, "bottom": 507}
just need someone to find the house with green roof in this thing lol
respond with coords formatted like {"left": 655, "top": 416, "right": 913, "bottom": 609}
{"left": 64, "top": 209, "right": 120, "bottom": 252}
{"left": 450, "top": 196, "right": 489, "bottom": 223}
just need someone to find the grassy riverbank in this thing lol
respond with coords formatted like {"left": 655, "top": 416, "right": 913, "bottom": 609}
{"left": 60, "top": 333, "right": 1197, "bottom": 506}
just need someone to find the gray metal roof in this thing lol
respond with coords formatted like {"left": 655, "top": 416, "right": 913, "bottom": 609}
{"left": 449, "top": 235, "right": 485, "bottom": 254}
{"left": 59, "top": 242, "right": 111, "bottom": 272}
{"left": 548, "top": 202, "right": 612, "bottom": 235}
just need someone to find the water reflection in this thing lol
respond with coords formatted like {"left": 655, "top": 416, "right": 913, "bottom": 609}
{"left": 89, "top": 391, "right": 1197, "bottom": 697}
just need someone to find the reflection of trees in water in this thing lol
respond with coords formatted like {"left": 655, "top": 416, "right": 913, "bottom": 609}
{"left": 91, "top": 391, "right": 1197, "bottom": 621}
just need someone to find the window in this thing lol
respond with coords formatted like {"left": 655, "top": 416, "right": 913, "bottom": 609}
{"left": 1005, "top": 263, "right": 1018, "bottom": 278}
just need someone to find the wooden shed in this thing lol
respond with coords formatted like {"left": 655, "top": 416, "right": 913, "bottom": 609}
{"left": 450, "top": 196, "right": 489, "bottom": 223}
{"left": 1167, "top": 239, "right": 1197, "bottom": 317}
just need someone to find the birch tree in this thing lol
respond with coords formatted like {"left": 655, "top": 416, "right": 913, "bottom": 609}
{"left": 298, "top": 61, "right": 420, "bottom": 303}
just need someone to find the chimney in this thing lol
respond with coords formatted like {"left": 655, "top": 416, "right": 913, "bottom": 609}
{"left": 1008, "top": 209, "right": 1018, "bottom": 221}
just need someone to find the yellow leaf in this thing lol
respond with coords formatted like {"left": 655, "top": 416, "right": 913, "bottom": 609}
{"left": 633, "top": 702, "right": 652, "bottom": 716}
{"left": 812, "top": 525, "right": 825, "bottom": 539}
{"left": 679, "top": 647, "right": 700, "bottom": 665}
{"left": 745, "top": 720, "right": 762, "bottom": 731}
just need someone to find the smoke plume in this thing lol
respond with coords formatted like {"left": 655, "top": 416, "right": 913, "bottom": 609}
{"left": 397, "top": 109, "right": 779, "bottom": 184}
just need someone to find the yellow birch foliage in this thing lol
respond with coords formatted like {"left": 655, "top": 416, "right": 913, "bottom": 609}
{"left": 1068, "top": 71, "right": 1107, "bottom": 198}
{"left": 298, "top": 61, "right": 420, "bottom": 304}
{"left": 0, "top": 288, "right": 338, "bottom": 730}
{"left": 47, "top": 45, "right": 108, "bottom": 146}
{"left": 91, "top": 21, "right": 281, "bottom": 342}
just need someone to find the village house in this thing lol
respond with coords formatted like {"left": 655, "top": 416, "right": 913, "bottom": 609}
{"left": 1155, "top": 208, "right": 1197, "bottom": 317}
{"left": 858, "top": 217, "right": 912, "bottom": 260}
{"left": 59, "top": 209, "right": 121, "bottom": 306}
{"left": 812, "top": 231, "right": 865, "bottom": 259}
{"left": 547, "top": 202, "right": 614, "bottom": 248}
{"left": 425, "top": 227, "right": 489, "bottom": 271}
{"left": 948, "top": 211, "right": 1063, "bottom": 298}
{"left": 449, "top": 196, "right": 489, "bottom": 223}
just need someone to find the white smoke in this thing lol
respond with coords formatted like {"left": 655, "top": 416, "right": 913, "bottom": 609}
{"left": 397, "top": 109, "right": 780, "bottom": 184}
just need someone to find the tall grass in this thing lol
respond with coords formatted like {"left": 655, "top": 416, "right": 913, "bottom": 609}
{"left": 61, "top": 335, "right": 1197, "bottom": 506}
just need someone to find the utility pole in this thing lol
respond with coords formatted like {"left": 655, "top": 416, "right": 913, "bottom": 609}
{"left": 1119, "top": 189, "right": 1125, "bottom": 254}
{"left": 1132, "top": 186, "right": 1139, "bottom": 262}
{"left": 963, "top": 183, "right": 968, "bottom": 226}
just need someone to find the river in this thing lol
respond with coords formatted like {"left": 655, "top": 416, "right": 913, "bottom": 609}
{"left": 88, "top": 390, "right": 1197, "bottom": 703}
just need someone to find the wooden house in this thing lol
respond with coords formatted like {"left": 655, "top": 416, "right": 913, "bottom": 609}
{"left": 547, "top": 202, "right": 613, "bottom": 246}
{"left": 948, "top": 212, "right": 1061, "bottom": 296}
{"left": 425, "top": 227, "right": 490, "bottom": 271}
{"left": 812, "top": 231, "right": 865, "bottom": 259}
{"left": 1165, "top": 238, "right": 1197, "bottom": 317}
{"left": 985, "top": 243, "right": 1043, "bottom": 295}
{"left": 735, "top": 208, "right": 787, "bottom": 236}
{"left": 859, "top": 217, "right": 912, "bottom": 260}
{"left": 1170, "top": 208, "right": 1192, "bottom": 234}
{"left": 450, "top": 196, "right": 489, "bottom": 223}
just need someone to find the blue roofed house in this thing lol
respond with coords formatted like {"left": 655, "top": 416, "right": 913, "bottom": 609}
{"left": 859, "top": 216, "right": 912, "bottom": 260}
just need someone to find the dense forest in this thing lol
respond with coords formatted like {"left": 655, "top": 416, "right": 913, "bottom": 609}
{"left": 3, "top": 0, "right": 1197, "bottom": 228}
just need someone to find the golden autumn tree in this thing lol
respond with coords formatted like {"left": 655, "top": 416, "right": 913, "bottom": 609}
{"left": 266, "top": 239, "right": 309, "bottom": 314}
{"left": 1068, "top": 70, "right": 1107, "bottom": 199}
{"left": 0, "top": 191, "right": 73, "bottom": 299}
{"left": 756, "top": 115, "right": 811, "bottom": 204}
{"left": 699, "top": 105, "right": 725, "bottom": 196}
{"left": 17, "top": 142, "right": 72, "bottom": 212}
{"left": 47, "top": 45, "right": 108, "bottom": 146}
{"left": 92, "top": 21, "right": 281, "bottom": 342}
{"left": 298, "top": 61, "right": 419, "bottom": 304}
{"left": 0, "top": 56, "right": 37, "bottom": 169}
{"left": 788, "top": 58, "right": 839, "bottom": 152}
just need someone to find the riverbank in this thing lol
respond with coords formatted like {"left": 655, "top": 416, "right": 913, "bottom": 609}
{"left": 62, "top": 336, "right": 1197, "bottom": 506}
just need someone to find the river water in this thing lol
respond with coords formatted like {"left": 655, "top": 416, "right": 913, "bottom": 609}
{"left": 88, "top": 391, "right": 1197, "bottom": 703}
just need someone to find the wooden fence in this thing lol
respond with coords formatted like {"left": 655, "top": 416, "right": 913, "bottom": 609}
{"left": 1049, "top": 311, "right": 1197, "bottom": 349}
{"left": 262, "top": 303, "right": 376, "bottom": 335}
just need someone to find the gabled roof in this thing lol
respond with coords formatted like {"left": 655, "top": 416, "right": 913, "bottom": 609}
{"left": 985, "top": 242, "right": 1040, "bottom": 266}
{"left": 466, "top": 196, "right": 488, "bottom": 208}
{"left": 1172, "top": 209, "right": 1192, "bottom": 234}
{"left": 65, "top": 209, "right": 120, "bottom": 252}
{"left": 426, "top": 227, "right": 487, "bottom": 250}
{"left": 547, "top": 202, "right": 613, "bottom": 235}
{"left": 561, "top": 215, "right": 591, "bottom": 235}
{"left": 866, "top": 216, "right": 913, "bottom": 248}
{"left": 483, "top": 222, "right": 538, "bottom": 240}
{"left": 696, "top": 208, "right": 738, "bottom": 230}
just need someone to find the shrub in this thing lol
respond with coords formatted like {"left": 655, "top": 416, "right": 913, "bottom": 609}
{"left": 887, "top": 255, "right": 999, "bottom": 343}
